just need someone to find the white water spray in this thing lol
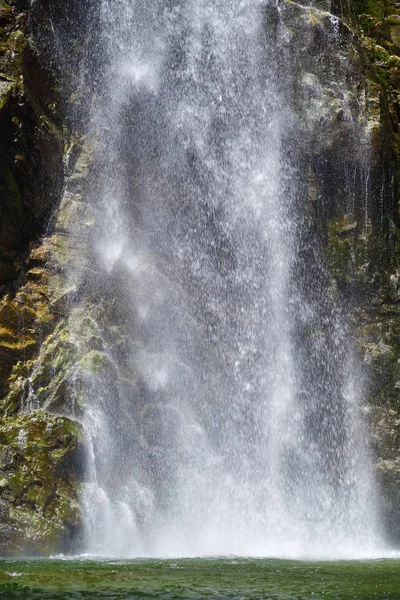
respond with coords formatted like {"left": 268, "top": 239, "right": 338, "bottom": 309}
{"left": 75, "top": 0, "right": 383, "bottom": 559}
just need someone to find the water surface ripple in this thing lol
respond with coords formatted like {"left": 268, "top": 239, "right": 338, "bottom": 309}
{"left": 1, "top": 558, "right": 400, "bottom": 599}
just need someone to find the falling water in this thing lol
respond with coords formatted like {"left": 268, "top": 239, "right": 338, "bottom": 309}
{"left": 74, "top": 0, "right": 382, "bottom": 558}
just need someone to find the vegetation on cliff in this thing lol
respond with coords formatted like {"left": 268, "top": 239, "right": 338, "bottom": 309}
{"left": 2, "top": 0, "right": 400, "bottom": 554}
{"left": 0, "top": 0, "right": 87, "bottom": 554}
{"left": 0, "top": 411, "right": 83, "bottom": 556}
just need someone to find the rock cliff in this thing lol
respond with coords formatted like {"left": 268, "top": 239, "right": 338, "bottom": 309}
{"left": 0, "top": 0, "right": 89, "bottom": 554}
{"left": 1, "top": 0, "right": 400, "bottom": 554}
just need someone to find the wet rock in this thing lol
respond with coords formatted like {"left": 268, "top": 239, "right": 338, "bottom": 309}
{"left": 0, "top": 0, "right": 65, "bottom": 286}
{"left": 0, "top": 410, "right": 84, "bottom": 556}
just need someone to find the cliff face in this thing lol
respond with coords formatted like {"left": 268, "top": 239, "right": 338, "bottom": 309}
{"left": 266, "top": 0, "right": 400, "bottom": 543}
{"left": 275, "top": 0, "right": 400, "bottom": 544}
{"left": 0, "top": 0, "right": 63, "bottom": 286}
{"left": 0, "top": 0, "right": 87, "bottom": 554}
{"left": 329, "top": 0, "right": 400, "bottom": 543}
{"left": 1, "top": 0, "right": 400, "bottom": 555}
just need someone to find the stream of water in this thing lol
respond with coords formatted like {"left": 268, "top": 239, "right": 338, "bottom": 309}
{"left": 69, "top": 0, "right": 383, "bottom": 558}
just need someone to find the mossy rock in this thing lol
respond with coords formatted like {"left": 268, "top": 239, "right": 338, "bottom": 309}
{"left": 78, "top": 350, "right": 116, "bottom": 376}
{"left": 0, "top": 410, "right": 84, "bottom": 556}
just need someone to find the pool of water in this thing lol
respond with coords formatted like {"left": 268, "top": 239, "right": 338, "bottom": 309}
{"left": 0, "top": 557, "right": 399, "bottom": 599}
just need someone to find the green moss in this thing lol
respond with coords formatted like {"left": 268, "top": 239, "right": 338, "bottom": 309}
{"left": 0, "top": 411, "right": 83, "bottom": 556}
{"left": 352, "top": 0, "right": 394, "bottom": 19}
{"left": 326, "top": 219, "right": 357, "bottom": 282}
{"left": 375, "top": 64, "right": 390, "bottom": 85}
{"left": 78, "top": 350, "right": 113, "bottom": 375}
{"left": 0, "top": 80, "right": 13, "bottom": 110}
{"left": 373, "top": 44, "right": 390, "bottom": 61}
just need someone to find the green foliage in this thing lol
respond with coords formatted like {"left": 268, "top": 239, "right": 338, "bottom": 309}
{"left": 352, "top": 0, "right": 394, "bottom": 19}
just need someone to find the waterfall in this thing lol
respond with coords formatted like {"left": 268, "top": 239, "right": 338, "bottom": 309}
{"left": 73, "top": 0, "right": 383, "bottom": 558}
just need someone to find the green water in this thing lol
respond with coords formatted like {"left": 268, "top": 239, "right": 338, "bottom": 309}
{"left": 0, "top": 557, "right": 399, "bottom": 599}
